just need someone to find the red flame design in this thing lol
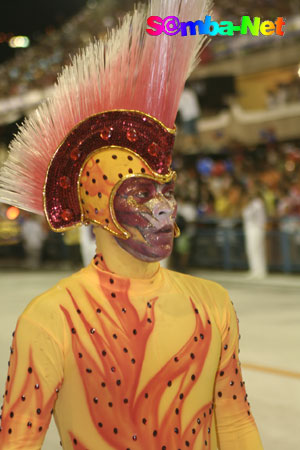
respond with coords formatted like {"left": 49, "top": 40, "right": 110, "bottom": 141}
{"left": 0, "top": 341, "right": 60, "bottom": 446}
{"left": 61, "top": 268, "right": 213, "bottom": 449}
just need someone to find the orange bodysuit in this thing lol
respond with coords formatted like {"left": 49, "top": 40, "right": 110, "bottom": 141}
{"left": 0, "top": 255, "right": 263, "bottom": 449}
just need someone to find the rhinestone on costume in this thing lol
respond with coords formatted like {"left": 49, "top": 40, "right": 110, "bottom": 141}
{"left": 59, "top": 176, "right": 71, "bottom": 189}
{"left": 148, "top": 142, "right": 159, "bottom": 157}
{"left": 70, "top": 148, "right": 81, "bottom": 161}
{"left": 127, "top": 128, "right": 138, "bottom": 142}
{"left": 61, "top": 209, "right": 73, "bottom": 222}
{"left": 100, "top": 126, "right": 112, "bottom": 140}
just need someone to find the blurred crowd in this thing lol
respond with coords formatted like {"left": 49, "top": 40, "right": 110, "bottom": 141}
{"left": 174, "top": 139, "right": 300, "bottom": 224}
{"left": 0, "top": 206, "right": 96, "bottom": 270}
{"left": 0, "top": 0, "right": 134, "bottom": 99}
{"left": 266, "top": 77, "right": 300, "bottom": 108}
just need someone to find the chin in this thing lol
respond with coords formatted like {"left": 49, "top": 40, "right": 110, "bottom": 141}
{"left": 116, "top": 238, "right": 173, "bottom": 262}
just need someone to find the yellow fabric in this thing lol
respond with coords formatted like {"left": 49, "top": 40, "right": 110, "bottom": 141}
{"left": 0, "top": 259, "right": 263, "bottom": 450}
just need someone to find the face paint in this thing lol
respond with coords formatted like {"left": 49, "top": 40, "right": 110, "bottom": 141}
{"left": 113, "top": 177, "right": 177, "bottom": 262}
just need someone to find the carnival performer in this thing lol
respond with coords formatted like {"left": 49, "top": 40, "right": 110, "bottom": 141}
{"left": 0, "top": 1, "right": 263, "bottom": 448}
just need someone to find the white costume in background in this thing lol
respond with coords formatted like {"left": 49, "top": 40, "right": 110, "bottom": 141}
{"left": 21, "top": 218, "right": 46, "bottom": 269}
{"left": 79, "top": 225, "right": 96, "bottom": 266}
{"left": 178, "top": 88, "right": 201, "bottom": 122}
{"left": 242, "top": 198, "right": 267, "bottom": 279}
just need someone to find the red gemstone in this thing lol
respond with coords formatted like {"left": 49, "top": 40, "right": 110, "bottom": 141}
{"left": 148, "top": 142, "right": 159, "bottom": 157}
{"left": 59, "top": 176, "right": 71, "bottom": 189}
{"left": 70, "top": 148, "right": 80, "bottom": 161}
{"left": 61, "top": 209, "right": 73, "bottom": 222}
{"left": 126, "top": 128, "right": 138, "bottom": 142}
{"left": 100, "top": 126, "right": 112, "bottom": 140}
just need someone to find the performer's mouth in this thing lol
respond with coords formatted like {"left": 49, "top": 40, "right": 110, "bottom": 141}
{"left": 155, "top": 225, "right": 173, "bottom": 234}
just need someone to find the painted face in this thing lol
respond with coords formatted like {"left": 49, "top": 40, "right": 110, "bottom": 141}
{"left": 113, "top": 177, "right": 177, "bottom": 262}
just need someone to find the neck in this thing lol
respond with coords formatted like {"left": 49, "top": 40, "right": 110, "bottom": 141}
{"left": 94, "top": 227, "right": 160, "bottom": 279}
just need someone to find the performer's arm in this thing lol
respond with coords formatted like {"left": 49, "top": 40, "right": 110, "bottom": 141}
{"left": 0, "top": 314, "right": 64, "bottom": 449}
{"left": 214, "top": 294, "right": 264, "bottom": 450}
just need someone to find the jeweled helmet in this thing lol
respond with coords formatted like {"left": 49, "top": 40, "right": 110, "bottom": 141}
{"left": 0, "top": 0, "right": 210, "bottom": 239}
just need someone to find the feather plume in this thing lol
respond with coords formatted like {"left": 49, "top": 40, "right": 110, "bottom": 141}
{"left": 0, "top": 0, "right": 212, "bottom": 214}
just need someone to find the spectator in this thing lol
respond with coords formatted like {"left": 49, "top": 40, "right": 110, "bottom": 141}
{"left": 242, "top": 187, "right": 267, "bottom": 279}
{"left": 21, "top": 213, "right": 46, "bottom": 269}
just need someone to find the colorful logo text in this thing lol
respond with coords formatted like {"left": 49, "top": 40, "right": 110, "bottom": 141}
{"left": 146, "top": 15, "right": 286, "bottom": 37}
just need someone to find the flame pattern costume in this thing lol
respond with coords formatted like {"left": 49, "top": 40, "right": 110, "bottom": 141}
{"left": 0, "top": 252, "right": 263, "bottom": 449}
{"left": 0, "top": 0, "right": 263, "bottom": 448}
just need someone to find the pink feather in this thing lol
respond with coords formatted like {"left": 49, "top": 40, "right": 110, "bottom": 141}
{"left": 0, "top": 0, "right": 211, "bottom": 214}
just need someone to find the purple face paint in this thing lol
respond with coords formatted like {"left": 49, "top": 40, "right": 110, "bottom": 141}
{"left": 114, "top": 178, "right": 177, "bottom": 262}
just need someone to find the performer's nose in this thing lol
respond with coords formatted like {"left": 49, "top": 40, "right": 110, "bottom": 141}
{"left": 153, "top": 195, "right": 174, "bottom": 222}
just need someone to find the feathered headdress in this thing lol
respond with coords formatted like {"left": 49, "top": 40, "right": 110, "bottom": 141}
{"left": 0, "top": 0, "right": 211, "bottom": 237}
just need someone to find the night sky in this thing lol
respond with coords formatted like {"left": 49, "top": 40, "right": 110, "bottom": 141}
{"left": 0, "top": 0, "right": 87, "bottom": 63}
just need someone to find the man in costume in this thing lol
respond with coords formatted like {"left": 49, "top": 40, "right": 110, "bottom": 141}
{"left": 0, "top": 0, "right": 264, "bottom": 448}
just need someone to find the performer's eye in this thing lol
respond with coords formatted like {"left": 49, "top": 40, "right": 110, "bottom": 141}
{"left": 136, "top": 191, "right": 150, "bottom": 199}
{"left": 164, "top": 190, "right": 175, "bottom": 199}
